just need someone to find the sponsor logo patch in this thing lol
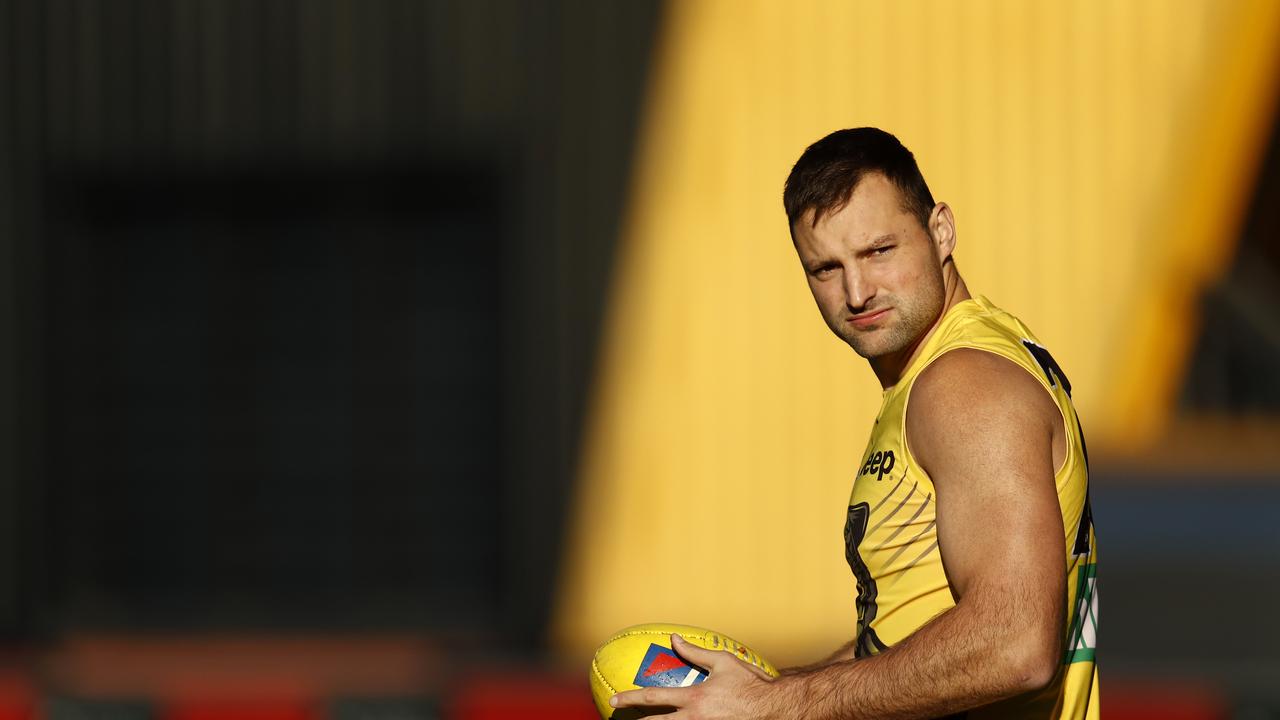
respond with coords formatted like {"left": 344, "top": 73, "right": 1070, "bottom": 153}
{"left": 858, "top": 449, "right": 896, "bottom": 481}
{"left": 633, "top": 643, "right": 707, "bottom": 688}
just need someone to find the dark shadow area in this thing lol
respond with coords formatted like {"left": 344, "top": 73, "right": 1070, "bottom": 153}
{"left": 0, "top": 1, "right": 666, "bottom": 655}
{"left": 1182, "top": 84, "right": 1280, "bottom": 412}
{"left": 1091, "top": 475, "right": 1280, "bottom": 694}
{"left": 43, "top": 165, "right": 506, "bottom": 630}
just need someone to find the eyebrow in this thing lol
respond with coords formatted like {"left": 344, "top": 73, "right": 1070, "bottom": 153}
{"left": 804, "top": 257, "right": 836, "bottom": 273}
{"left": 855, "top": 232, "right": 895, "bottom": 254}
{"left": 804, "top": 233, "right": 900, "bottom": 272}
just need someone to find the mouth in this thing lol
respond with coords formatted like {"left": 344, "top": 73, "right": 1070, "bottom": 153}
{"left": 848, "top": 308, "right": 891, "bottom": 329}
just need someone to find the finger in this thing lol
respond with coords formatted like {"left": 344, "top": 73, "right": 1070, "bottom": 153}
{"left": 611, "top": 686, "right": 687, "bottom": 709}
{"left": 670, "top": 633, "right": 727, "bottom": 671}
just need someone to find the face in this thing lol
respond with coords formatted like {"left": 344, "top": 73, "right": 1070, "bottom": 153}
{"left": 791, "top": 173, "right": 953, "bottom": 360}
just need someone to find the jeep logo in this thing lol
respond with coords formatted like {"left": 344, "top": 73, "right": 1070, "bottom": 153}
{"left": 859, "top": 449, "right": 896, "bottom": 481}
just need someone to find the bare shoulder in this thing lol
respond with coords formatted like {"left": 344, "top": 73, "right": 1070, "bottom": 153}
{"left": 905, "top": 347, "right": 1060, "bottom": 478}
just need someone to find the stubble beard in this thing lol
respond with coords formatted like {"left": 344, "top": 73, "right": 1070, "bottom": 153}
{"left": 836, "top": 289, "right": 944, "bottom": 361}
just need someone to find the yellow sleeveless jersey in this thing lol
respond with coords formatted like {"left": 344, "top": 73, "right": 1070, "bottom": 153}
{"left": 845, "top": 295, "right": 1099, "bottom": 719}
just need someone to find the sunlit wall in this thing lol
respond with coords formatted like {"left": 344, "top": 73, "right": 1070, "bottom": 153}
{"left": 555, "top": 0, "right": 1280, "bottom": 664}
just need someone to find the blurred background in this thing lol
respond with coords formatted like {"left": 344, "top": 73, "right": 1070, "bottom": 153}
{"left": 0, "top": 0, "right": 1277, "bottom": 718}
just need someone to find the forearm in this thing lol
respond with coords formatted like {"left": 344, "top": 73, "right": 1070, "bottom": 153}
{"left": 759, "top": 597, "right": 1055, "bottom": 719}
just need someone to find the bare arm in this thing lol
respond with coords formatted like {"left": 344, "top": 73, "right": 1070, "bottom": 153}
{"left": 761, "top": 349, "right": 1067, "bottom": 718}
{"left": 611, "top": 349, "right": 1067, "bottom": 719}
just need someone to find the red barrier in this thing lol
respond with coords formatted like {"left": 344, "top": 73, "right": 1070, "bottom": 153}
{"left": 448, "top": 675, "right": 597, "bottom": 720}
{"left": 1105, "top": 681, "right": 1227, "bottom": 720}
{"left": 0, "top": 673, "right": 33, "bottom": 720}
{"left": 162, "top": 698, "right": 318, "bottom": 720}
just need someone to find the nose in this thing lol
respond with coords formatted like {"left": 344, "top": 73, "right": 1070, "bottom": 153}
{"left": 842, "top": 265, "right": 875, "bottom": 311}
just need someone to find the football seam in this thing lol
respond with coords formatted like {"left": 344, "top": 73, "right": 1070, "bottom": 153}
{"left": 607, "top": 628, "right": 710, "bottom": 645}
{"left": 590, "top": 656, "right": 617, "bottom": 695}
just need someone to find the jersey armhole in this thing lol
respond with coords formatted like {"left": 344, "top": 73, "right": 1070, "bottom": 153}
{"left": 900, "top": 343, "right": 1075, "bottom": 482}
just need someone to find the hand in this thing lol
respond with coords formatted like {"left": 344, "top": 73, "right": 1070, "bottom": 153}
{"left": 610, "top": 633, "right": 778, "bottom": 719}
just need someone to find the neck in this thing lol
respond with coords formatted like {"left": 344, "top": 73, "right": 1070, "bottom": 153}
{"left": 870, "top": 262, "right": 971, "bottom": 389}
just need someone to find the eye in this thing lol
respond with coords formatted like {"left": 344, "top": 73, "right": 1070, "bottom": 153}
{"left": 872, "top": 245, "right": 895, "bottom": 256}
{"left": 810, "top": 264, "right": 837, "bottom": 278}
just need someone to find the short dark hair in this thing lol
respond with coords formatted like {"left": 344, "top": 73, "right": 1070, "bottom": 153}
{"left": 783, "top": 127, "right": 936, "bottom": 236}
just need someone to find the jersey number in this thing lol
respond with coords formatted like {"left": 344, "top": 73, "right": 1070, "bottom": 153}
{"left": 844, "top": 502, "right": 888, "bottom": 657}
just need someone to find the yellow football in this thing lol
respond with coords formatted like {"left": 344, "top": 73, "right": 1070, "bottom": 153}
{"left": 588, "top": 623, "right": 780, "bottom": 718}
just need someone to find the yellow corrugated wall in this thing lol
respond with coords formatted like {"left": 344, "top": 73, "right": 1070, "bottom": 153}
{"left": 555, "top": 0, "right": 1280, "bottom": 664}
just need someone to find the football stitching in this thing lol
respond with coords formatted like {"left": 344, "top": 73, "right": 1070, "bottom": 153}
{"left": 607, "top": 628, "right": 709, "bottom": 644}
{"left": 591, "top": 656, "right": 616, "bottom": 695}
{"left": 608, "top": 629, "right": 763, "bottom": 666}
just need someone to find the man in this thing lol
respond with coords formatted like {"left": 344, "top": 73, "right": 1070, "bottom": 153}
{"left": 612, "top": 128, "right": 1099, "bottom": 718}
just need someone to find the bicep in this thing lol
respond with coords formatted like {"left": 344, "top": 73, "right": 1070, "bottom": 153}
{"left": 906, "top": 350, "right": 1065, "bottom": 625}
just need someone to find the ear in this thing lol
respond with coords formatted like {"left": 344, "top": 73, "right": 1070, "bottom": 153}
{"left": 928, "top": 202, "right": 957, "bottom": 261}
